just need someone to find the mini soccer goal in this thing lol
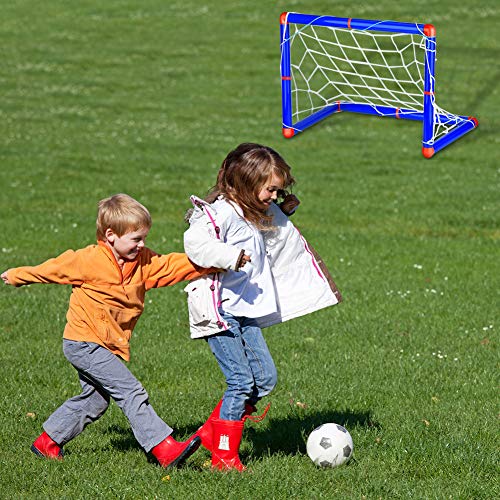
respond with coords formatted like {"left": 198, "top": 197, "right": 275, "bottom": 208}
{"left": 280, "top": 12, "right": 478, "bottom": 158}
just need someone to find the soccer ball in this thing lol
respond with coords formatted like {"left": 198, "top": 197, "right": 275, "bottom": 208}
{"left": 306, "top": 423, "right": 354, "bottom": 468}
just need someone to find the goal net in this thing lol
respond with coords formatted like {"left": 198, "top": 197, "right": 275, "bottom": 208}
{"left": 280, "top": 12, "right": 478, "bottom": 157}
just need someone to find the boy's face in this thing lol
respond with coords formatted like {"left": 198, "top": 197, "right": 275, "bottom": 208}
{"left": 105, "top": 227, "right": 150, "bottom": 263}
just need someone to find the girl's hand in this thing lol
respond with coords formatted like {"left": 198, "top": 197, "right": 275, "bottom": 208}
{"left": 279, "top": 194, "right": 301, "bottom": 215}
{"left": 1, "top": 271, "right": 12, "bottom": 285}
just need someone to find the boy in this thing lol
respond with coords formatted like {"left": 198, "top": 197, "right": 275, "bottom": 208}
{"left": 1, "top": 193, "right": 211, "bottom": 468}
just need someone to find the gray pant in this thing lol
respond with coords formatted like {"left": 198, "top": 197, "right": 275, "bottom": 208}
{"left": 43, "top": 340, "right": 172, "bottom": 452}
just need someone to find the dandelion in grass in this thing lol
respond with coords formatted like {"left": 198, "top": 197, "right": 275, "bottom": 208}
{"left": 386, "top": 289, "right": 411, "bottom": 298}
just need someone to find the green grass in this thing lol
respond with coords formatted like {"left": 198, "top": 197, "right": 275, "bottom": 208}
{"left": 0, "top": 0, "right": 498, "bottom": 498}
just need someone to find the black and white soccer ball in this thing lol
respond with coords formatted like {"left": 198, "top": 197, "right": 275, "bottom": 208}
{"left": 306, "top": 423, "right": 354, "bottom": 468}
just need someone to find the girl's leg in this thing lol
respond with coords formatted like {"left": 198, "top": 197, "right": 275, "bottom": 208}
{"left": 207, "top": 327, "right": 255, "bottom": 421}
{"left": 239, "top": 318, "right": 277, "bottom": 407}
{"left": 206, "top": 317, "right": 276, "bottom": 471}
{"left": 206, "top": 315, "right": 277, "bottom": 420}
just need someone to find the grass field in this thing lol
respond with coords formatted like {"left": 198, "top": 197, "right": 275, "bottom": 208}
{"left": 0, "top": 0, "right": 498, "bottom": 498}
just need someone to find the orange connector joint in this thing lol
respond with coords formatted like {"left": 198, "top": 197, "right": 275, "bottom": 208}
{"left": 422, "top": 147, "right": 435, "bottom": 158}
{"left": 423, "top": 24, "right": 436, "bottom": 37}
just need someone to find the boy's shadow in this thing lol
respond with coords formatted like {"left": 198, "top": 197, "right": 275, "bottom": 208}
{"left": 105, "top": 424, "right": 138, "bottom": 452}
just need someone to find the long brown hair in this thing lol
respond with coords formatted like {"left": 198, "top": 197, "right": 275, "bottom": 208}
{"left": 206, "top": 143, "right": 295, "bottom": 229}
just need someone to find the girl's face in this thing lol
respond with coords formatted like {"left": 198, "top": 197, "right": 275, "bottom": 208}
{"left": 257, "top": 173, "right": 284, "bottom": 210}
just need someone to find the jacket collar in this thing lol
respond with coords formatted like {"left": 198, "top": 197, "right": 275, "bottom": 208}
{"left": 97, "top": 240, "right": 139, "bottom": 280}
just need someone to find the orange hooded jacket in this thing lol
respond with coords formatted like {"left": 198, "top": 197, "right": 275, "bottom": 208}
{"left": 6, "top": 241, "right": 210, "bottom": 361}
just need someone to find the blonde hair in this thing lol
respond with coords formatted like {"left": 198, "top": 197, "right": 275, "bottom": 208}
{"left": 96, "top": 193, "right": 152, "bottom": 241}
{"left": 207, "top": 143, "right": 295, "bottom": 229}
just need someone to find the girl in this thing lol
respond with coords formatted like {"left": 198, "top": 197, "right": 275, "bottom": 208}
{"left": 183, "top": 143, "right": 341, "bottom": 471}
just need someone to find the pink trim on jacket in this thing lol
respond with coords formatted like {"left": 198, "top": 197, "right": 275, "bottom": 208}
{"left": 194, "top": 199, "right": 229, "bottom": 331}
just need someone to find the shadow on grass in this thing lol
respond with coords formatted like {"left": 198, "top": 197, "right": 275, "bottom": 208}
{"left": 102, "top": 408, "right": 379, "bottom": 462}
{"left": 103, "top": 424, "right": 137, "bottom": 453}
{"left": 247, "top": 408, "right": 379, "bottom": 457}
{"left": 103, "top": 425, "right": 179, "bottom": 466}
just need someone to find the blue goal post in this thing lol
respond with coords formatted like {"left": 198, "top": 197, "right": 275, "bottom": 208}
{"left": 280, "top": 12, "right": 478, "bottom": 158}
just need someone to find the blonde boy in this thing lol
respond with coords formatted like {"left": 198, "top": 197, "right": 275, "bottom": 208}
{"left": 1, "top": 194, "right": 209, "bottom": 468}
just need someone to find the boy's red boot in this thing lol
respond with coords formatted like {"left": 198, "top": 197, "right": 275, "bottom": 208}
{"left": 211, "top": 418, "right": 246, "bottom": 472}
{"left": 31, "top": 431, "right": 64, "bottom": 460}
{"left": 151, "top": 435, "right": 201, "bottom": 469}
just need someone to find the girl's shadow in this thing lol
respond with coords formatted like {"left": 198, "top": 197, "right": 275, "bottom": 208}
{"left": 247, "top": 408, "right": 379, "bottom": 456}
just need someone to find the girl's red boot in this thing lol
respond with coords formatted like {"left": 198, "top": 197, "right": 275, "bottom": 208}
{"left": 31, "top": 431, "right": 64, "bottom": 460}
{"left": 211, "top": 418, "right": 246, "bottom": 472}
{"left": 151, "top": 435, "right": 201, "bottom": 469}
{"left": 195, "top": 400, "right": 270, "bottom": 452}
{"left": 193, "top": 399, "right": 223, "bottom": 450}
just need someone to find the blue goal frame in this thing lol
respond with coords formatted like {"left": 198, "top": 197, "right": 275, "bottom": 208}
{"left": 280, "top": 12, "right": 478, "bottom": 158}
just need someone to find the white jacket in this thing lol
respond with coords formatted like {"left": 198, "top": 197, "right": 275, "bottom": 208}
{"left": 183, "top": 196, "right": 342, "bottom": 338}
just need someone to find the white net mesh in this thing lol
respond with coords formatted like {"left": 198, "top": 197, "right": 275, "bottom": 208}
{"left": 284, "top": 20, "right": 468, "bottom": 144}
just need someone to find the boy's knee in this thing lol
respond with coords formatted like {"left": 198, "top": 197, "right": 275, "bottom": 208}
{"left": 90, "top": 396, "right": 110, "bottom": 418}
{"left": 117, "top": 383, "right": 150, "bottom": 414}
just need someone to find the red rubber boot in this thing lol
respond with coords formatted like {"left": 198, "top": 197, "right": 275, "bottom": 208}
{"left": 193, "top": 399, "right": 223, "bottom": 451}
{"left": 31, "top": 431, "right": 64, "bottom": 460}
{"left": 211, "top": 418, "right": 246, "bottom": 472}
{"left": 195, "top": 400, "right": 269, "bottom": 452}
{"left": 151, "top": 435, "right": 201, "bottom": 469}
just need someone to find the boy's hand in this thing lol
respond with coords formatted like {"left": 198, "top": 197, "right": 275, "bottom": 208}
{"left": 239, "top": 255, "right": 251, "bottom": 268}
{"left": 235, "top": 251, "right": 251, "bottom": 270}
{"left": 1, "top": 271, "right": 12, "bottom": 285}
{"left": 279, "top": 194, "right": 301, "bottom": 216}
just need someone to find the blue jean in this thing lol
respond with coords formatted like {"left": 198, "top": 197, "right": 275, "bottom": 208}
{"left": 43, "top": 340, "right": 171, "bottom": 452}
{"left": 206, "top": 313, "right": 277, "bottom": 421}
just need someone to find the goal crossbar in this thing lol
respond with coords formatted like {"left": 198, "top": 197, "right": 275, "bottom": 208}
{"left": 280, "top": 12, "right": 478, "bottom": 158}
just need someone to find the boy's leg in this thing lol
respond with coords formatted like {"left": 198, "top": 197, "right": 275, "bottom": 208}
{"left": 43, "top": 370, "right": 110, "bottom": 446}
{"left": 60, "top": 340, "right": 172, "bottom": 452}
